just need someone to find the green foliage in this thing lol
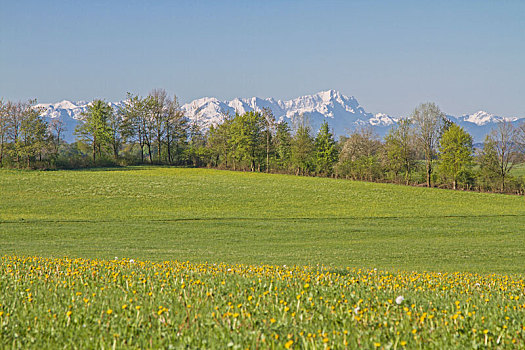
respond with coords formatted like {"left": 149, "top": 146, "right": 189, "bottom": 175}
{"left": 314, "top": 121, "right": 338, "bottom": 176}
{"left": 411, "top": 102, "right": 445, "bottom": 187}
{"left": 75, "top": 99, "right": 113, "bottom": 164}
{"left": 273, "top": 121, "right": 292, "bottom": 170}
{"left": 229, "top": 111, "right": 265, "bottom": 171}
{"left": 438, "top": 124, "right": 473, "bottom": 189}
{"left": 291, "top": 117, "right": 314, "bottom": 175}
{"left": 383, "top": 119, "right": 416, "bottom": 184}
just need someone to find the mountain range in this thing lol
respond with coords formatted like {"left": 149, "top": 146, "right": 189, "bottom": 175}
{"left": 36, "top": 90, "right": 524, "bottom": 143}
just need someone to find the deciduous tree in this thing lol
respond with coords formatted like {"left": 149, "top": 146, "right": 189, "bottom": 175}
{"left": 412, "top": 102, "right": 444, "bottom": 187}
{"left": 75, "top": 99, "right": 112, "bottom": 164}
{"left": 438, "top": 124, "right": 473, "bottom": 189}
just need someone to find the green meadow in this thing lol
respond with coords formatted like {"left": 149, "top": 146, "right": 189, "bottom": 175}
{"left": 1, "top": 167, "right": 524, "bottom": 274}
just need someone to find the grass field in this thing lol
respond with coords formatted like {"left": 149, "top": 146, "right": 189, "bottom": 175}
{"left": 513, "top": 163, "right": 525, "bottom": 178}
{"left": 2, "top": 256, "right": 524, "bottom": 349}
{"left": 2, "top": 167, "right": 525, "bottom": 348}
{"left": 1, "top": 166, "right": 525, "bottom": 274}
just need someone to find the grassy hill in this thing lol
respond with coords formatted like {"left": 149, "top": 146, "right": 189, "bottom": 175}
{"left": 1, "top": 167, "right": 524, "bottom": 273}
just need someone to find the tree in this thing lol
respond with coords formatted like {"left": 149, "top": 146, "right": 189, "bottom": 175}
{"left": 6, "top": 101, "right": 23, "bottom": 164}
{"left": 290, "top": 114, "right": 314, "bottom": 175}
{"left": 411, "top": 102, "right": 444, "bottom": 187}
{"left": 165, "top": 95, "right": 187, "bottom": 165}
{"left": 314, "top": 121, "right": 338, "bottom": 176}
{"left": 517, "top": 121, "right": 525, "bottom": 153}
{"left": 438, "top": 124, "right": 473, "bottom": 189}
{"left": 187, "top": 119, "right": 207, "bottom": 167}
{"left": 336, "top": 127, "right": 382, "bottom": 181}
{"left": 207, "top": 114, "right": 232, "bottom": 168}
{"left": 0, "top": 100, "right": 8, "bottom": 166}
{"left": 490, "top": 121, "right": 520, "bottom": 192}
{"left": 261, "top": 108, "right": 276, "bottom": 173}
{"left": 122, "top": 93, "right": 148, "bottom": 163}
{"left": 108, "top": 104, "right": 125, "bottom": 161}
{"left": 477, "top": 135, "right": 500, "bottom": 191}
{"left": 274, "top": 121, "right": 292, "bottom": 170}
{"left": 147, "top": 89, "right": 169, "bottom": 163}
{"left": 48, "top": 118, "right": 66, "bottom": 156}
{"left": 229, "top": 111, "right": 265, "bottom": 171}
{"left": 75, "top": 99, "right": 112, "bottom": 164}
{"left": 383, "top": 118, "right": 416, "bottom": 184}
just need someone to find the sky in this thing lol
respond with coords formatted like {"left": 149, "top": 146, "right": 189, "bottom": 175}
{"left": 1, "top": 0, "right": 524, "bottom": 117}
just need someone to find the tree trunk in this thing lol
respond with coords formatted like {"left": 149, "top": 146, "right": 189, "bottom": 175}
{"left": 0, "top": 137, "right": 3, "bottom": 166}
{"left": 453, "top": 178, "right": 457, "bottom": 190}
{"left": 147, "top": 143, "right": 152, "bottom": 164}
{"left": 157, "top": 132, "right": 162, "bottom": 164}
{"left": 167, "top": 139, "right": 172, "bottom": 165}
{"left": 266, "top": 131, "right": 270, "bottom": 173}
{"left": 92, "top": 137, "right": 96, "bottom": 164}
{"left": 426, "top": 161, "right": 432, "bottom": 187}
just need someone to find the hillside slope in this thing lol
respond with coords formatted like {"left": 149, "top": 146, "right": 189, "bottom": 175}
{"left": 1, "top": 167, "right": 524, "bottom": 273}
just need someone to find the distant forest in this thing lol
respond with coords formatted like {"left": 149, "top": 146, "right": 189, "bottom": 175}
{"left": 1, "top": 89, "right": 525, "bottom": 194}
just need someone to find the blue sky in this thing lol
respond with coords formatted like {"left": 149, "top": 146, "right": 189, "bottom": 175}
{"left": 1, "top": 0, "right": 524, "bottom": 116}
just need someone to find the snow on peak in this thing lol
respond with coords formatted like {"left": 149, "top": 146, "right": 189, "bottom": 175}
{"left": 54, "top": 100, "right": 79, "bottom": 110}
{"left": 180, "top": 90, "right": 394, "bottom": 134}
{"left": 369, "top": 113, "right": 396, "bottom": 126}
{"left": 35, "top": 91, "right": 525, "bottom": 144}
{"left": 460, "top": 110, "right": 519, "bottom": 126}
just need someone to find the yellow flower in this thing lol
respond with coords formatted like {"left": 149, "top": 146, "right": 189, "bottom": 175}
{"left": 66, "top": 310, "right": 72, "bottom": 317}
{"left": 107, "top": 309, "right": 113, "bottom": 315}
{"left": 284, "top": 340, "right": 294, "bottom": 349}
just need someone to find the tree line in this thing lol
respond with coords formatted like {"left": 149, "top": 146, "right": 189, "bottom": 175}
{"left": 1, "top": 90, "right": 525, "bottom": 194}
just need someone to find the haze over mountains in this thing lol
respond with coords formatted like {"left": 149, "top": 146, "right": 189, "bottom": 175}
{"left": 36, "top": 90, "right": 524, "bottom": 143}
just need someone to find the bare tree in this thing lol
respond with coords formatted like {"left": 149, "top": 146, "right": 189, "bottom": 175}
{"left": 7, "top": 101, "right": 24, "bottom": 164}
{"left": 336, "top": 127, "right": 382, "bottom": 181}
{"left": 411, "top": 102, "right": 444, "bottom": 187}
{"left": 48, "top": 118, "right": 66, "bottom": 155}
{"left": 148, "top": 89, "right": 168, "bottom": 163}
{"left": 165, "top": 95, "right": 186, "bottom": 165}
{"left": 122, "top": 93, "right": 148, "bottom": 163}
{"left": 517, "top": 121, "right": 525, "bottom": 153}
{"left": 261, "top": 107, "right": 275, "bottom": 172}
{"left": 490, "top": 121, "right": 520, "bottom": 192}
{"left": 0, "top": 100, "right": 8, "bottom": 166}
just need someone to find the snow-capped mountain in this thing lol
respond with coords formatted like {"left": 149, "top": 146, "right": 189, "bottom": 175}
{"left": 36, "top": 90, "right": 524, "bottom": 143}
{"left": 181, "top": 90, "right": 397, "bottom": 137}
{"left": 36, "top": 100, "right": 126, "bottom": 142}
{"left": 446, "top": 111, "right": 523, "bottom": 141}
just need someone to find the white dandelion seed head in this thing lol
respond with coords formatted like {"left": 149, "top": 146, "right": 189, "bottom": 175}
{"left": 395, "top": 296, "right": 405, "bottom": 305}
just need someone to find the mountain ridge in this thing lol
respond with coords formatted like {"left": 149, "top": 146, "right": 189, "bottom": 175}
{"left": 36, "top": 90, "right": 524, "bottom": 143}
